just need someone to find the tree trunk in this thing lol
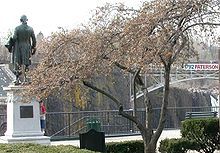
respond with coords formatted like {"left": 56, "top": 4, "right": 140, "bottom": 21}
{"left": 145, "top": 142, "right": 157, "bottom": 153}
{"left": 141, "top": 129, "right": 156, "bottom": 153}
{"left": 143, "top": 64, "right": 171, "bottom": 153}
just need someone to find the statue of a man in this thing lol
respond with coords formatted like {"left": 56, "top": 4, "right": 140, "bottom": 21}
{"left": 8, "top": 15, "right": 36, "bottom": 85}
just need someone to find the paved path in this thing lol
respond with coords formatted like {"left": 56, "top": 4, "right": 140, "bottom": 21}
{"left": 51, "top": 129, "right": 181, "bottom": 151}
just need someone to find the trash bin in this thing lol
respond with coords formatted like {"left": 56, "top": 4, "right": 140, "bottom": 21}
{"left": 86, "top": 118, "right": 101, "bottom": 132}
{"left": 80, "top": 129, "right": 106, "bottom": 152}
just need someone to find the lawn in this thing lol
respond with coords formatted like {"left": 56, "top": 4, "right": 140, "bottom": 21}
{"left": 0, "top": 143, "right": 97, "bottom": 153}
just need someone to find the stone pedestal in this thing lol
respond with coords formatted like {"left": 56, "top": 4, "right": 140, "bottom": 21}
{"left": 0, "top": 85, "right": 50, "bottom": 145}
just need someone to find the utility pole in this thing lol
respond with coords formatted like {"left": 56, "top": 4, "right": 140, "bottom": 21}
{"left": 218, "top": 37, "right": 220, "bottom": 131}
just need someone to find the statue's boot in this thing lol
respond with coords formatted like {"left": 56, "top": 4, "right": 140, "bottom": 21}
{"left": 22, "top": 70, "right": 31, "bottom": 85}
{"left": 13, "top": 76, "right": 21, "bottom": 85}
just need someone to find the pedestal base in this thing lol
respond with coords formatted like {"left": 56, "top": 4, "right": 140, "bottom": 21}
{"left": 0, "top": 135, "right": 50, "bottom": 145}
{"left": 0, "top": 85, "right": 51, "bottom": 145}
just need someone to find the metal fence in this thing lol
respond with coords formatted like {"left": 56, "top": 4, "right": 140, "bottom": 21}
{"left": 0, "top": 114, "right": 7, "bottom": 135}
{"left": 0, "top": 106, "right": 219, "bottom": 138}
{"left": 46, "top": 106, "right": 219, "bottom": 138}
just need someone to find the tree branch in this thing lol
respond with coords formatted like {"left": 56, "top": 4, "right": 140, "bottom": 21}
{"left": 83, "top": 80, "right": 122, "bottom": 107}
{"left": 132, "top": 69, "right": 141, "bottom": 116}
{"left": 183, "top": 22, "right": 220, "bottom": 32}
{"left": 83, "top": 80, "right": 146, "bottom": 133}
{"left": 119, "top": 110, "right": 146, "bottom": 132}
{"left": 170, "top": 35, "right": 187, "bottom": 64}
{"left": 114, "top": 62, "right": 144, "bottom": 85}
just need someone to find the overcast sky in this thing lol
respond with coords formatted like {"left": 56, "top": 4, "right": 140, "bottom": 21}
{"left": 0, "top": 0, "right": 142, "bottom": 38}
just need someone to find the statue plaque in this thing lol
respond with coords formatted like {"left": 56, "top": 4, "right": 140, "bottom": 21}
{"left": 20, "top": 106, "right": 33, "bottom": 118}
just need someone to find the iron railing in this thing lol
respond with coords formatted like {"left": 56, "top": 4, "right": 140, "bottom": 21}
{"left": 46, "top": 106, "right": 219, "bottom": 138}
{"left": 0, "top": 106, "right": 219, "bottom": 138}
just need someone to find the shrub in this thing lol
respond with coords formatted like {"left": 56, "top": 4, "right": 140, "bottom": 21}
{"left": 159, "top": 138, "right": 199, "bottom": 153}
{"left": 181, "top": 118, "right": 220, "bottom": 153}
{"left": 106, "top": 140, "right": 144, "bottom": 153}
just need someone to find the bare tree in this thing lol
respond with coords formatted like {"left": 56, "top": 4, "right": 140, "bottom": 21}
{"left": 26, "top": 0, "right": 220, "bottom": 152}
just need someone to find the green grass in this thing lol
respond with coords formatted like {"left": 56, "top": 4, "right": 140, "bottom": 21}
{"left": 0, "top": 143, "right": 97, "bottom": 153}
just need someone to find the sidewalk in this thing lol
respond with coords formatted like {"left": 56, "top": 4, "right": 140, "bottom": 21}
{"left": 51, "top": 129, "right": 181, "bottom": 147}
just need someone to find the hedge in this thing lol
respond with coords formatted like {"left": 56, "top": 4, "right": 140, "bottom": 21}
{"left": 106, "top": 140, "right": 144, "bottom": 153}
{"left": 159, "top": 118, "right": 220, "bottom": 153}
{"left": 181, "top": 118, "right": 219, "bottom": 153}
{"left": 159, "top": 138, "right": 199, "bottom": 153}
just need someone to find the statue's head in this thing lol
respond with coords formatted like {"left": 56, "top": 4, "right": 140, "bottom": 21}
{"left": 20, "top": 15, "right": 28, "bottom": 23}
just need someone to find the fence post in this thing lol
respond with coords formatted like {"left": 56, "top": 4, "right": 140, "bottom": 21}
{"left": 68, "top": 113, "right": 70, "bottom": 137}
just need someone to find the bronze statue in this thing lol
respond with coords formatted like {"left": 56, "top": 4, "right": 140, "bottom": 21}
{"left": 5, "top": 15, "right": 36, "bottom": 85}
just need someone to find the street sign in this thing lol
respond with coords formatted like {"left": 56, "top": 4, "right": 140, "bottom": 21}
{"left": 184, "top": 63, "right": 219, "bottom": 71}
